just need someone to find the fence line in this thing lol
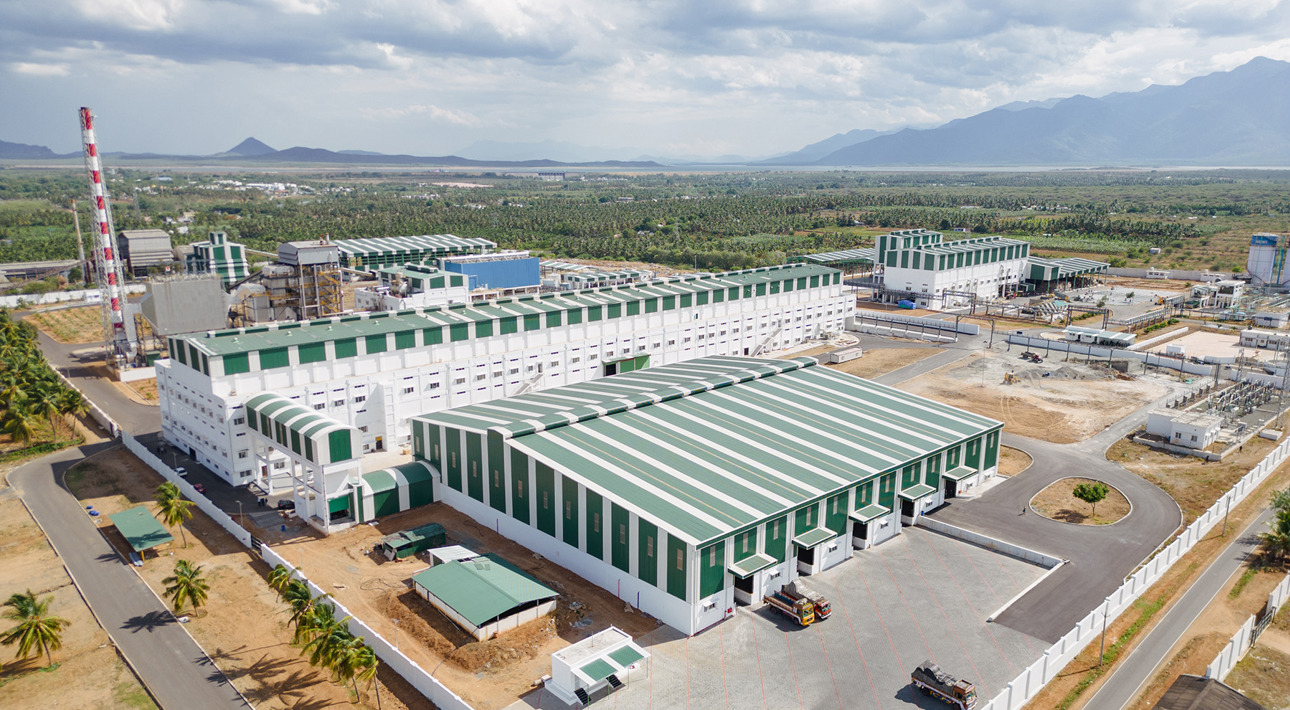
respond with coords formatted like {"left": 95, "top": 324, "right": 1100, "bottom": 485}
{"left": 1206, "top": 572, "right": 1290, "bottom": 680}
{"left": 981, "top": 437, "right": 1290, "bottom": 710}
{"left": 261, "top": 548, "right": 474, "bottom": 710}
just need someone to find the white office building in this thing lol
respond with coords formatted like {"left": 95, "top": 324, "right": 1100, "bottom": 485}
{"left": 877, "top": 229, "right": 1030, "bottom": 308}
{"left": 157, "top": 264, "right": 853, "bottom": 487}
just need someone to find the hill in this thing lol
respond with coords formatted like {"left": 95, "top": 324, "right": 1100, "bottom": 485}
{"left": 0, "top": 139, "right": 60, "bottom": 160}
{"left": 817, "top": 57, "right": 1290, "bottom": 166}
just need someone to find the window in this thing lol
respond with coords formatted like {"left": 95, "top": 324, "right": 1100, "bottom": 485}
{"left": 676, "top": 549, "right": 684, "bottom": 570}
{"left": 238, "top": 450, "right": 248, "bottom": 459}
{"left": 593, "top": 512, "right": 601, "bottom": 533}
{"left": 454, "top": 377, "right": 467, "bottom": 385}
{"left": 517, "top": 480, "right": 524, "bottom": 496}
{"left": 354, "top": 396, "right": 366, "bottom": 403}
{"left": 619, "top": 525, "right": 626, "bottom": 544}
{"left": 333, "top": 399, "right": 344, "bottom": 408}
{"left": 708, "top": 547, "right": 716, "bottom": 565}
{"left": 475, "top": 374, "right": 486, "bottom": 381}
{"left": 565, "top": 500, "right": 572, "bottom": 516}
{"left": 646, "top": 537, "right": 654, "bottom": 556}
{"left": 426, "top": 382, "right": 440, "bottom": 390}
{"left": 314, "top": 403, "right": 325, "bottom": 410}
{"left": 232, "top": 417, "right": 245, "bottom": 425}
{"left": 403, "top": 387, "right": 414, "bottom": 394}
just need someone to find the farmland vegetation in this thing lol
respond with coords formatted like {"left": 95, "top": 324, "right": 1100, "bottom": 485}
{"left": 0, "top": 168, "right": 1287, "bottom": 274}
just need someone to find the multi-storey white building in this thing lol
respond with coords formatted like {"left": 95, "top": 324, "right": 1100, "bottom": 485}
{"left": 877, "top": 229, "right": 1030, "bottom": 308}
{"left": 158, "top": 264, "right": 852, "bottom": 487}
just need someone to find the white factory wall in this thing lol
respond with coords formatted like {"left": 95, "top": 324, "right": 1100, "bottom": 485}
{"left": 883, "top": 255, "right": 1027, "bottom": 306}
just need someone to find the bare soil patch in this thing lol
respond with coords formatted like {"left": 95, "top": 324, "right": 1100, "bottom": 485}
{"left": 1107, "top": 435, "right": 1280, "bottom": 522}
{"left": 0, "top": 467, "right": 153, "bottom": 709}
{"left": 898, "top": 350, "right": 1169, "bottom": 443}
{"left": 289, "top": 501, "right": 661, "bottom": 710}
{"left": 115, "top": 378, "right": 158, "bottom": 403}
{"left": 826, "top": 347, "right": 943, "bottom": 379}
{"left": 998, "top": 446, "right": 1032, "bottom": 477}
{"left": 24, "top": 306, "right": 104, "bottom": 344}
{"left": 1227, "top": 644, "right": 1290, "bottom": 709}
{"left": 1031, "top": 477, "right": 1130, "bottom": 525}
{"left": 65, "top": 448, "right": 427, "bottom": 710}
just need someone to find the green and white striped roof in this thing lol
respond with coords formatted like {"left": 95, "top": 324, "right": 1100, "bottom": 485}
{"left": 245, "top": 392, "right": 360, "bottom": 464}
{"left": 415, "top": 356, "right": 1001, "bottom": 544}
{"left": 792, "top": 248, "right": 876, "bottom": 266}
{"left": 911, "top": 234, "right": 1029, "bottom": 257}
{"left": 1027, "top": 256, "right": 1109, "bottom": 281}
{"left": 334, "top": 234, "right": 496, "bottom": 259}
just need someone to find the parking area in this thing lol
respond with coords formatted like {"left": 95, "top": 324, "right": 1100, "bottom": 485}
{"left": 510, "top": 526, "right": 1047, "bottom": 710}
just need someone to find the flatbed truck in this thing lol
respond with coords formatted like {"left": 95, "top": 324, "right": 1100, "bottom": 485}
{"left": 781, "top": 581, "right": 831, "bottom": 619}
{"left": 910, "top": 660, "right": 977, "bottom": 709}
{"left": 763, "top": 591, "right": 814, "bottom": 626}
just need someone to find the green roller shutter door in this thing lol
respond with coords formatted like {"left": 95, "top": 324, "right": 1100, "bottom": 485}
{"left": 329, "top": 496, "right": 350, "bottom": 515}
{"left": 611, "top": 504, "right": 630, "bottom": 573}
{"left": 487, "top": 432, "right": 506, "bottom": 513}
{"left": 466, "top": 433, "right": 483, "bottom": 502}
{"left": 536, "top": 463, "right": 556, "bottom": 536}
{"left": 667, "top": 535, "right": 687, "bottom": 601}
{"left": 637, "top": 519, "right": 658, "bottom": 585}
{"left": 510, "top": 450, "right": 530, "bottom": 524}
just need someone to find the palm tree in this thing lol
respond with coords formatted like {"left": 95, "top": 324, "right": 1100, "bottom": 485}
{"left": 348, "top": 642, "right": 382, "bottom": 708}
{"left": 267, "top": 564, "right": 293, "bottom": 596}
{"left": 162, "top": 560, "right": 211, "bottom": 614}
{"left": 1261, "top": 509, "right": 1290, "bottom": 566}
{"left": 299, "top": 602, "right": 352, "bottom": 669}
{"left": 282, "top": 582, "right": 329, "bottom": 643}
{"left": 154, "top": 483, "right": 193, "bottom": 548}
{"left": 1, "top": 590, "right": 70, "bottom": 667}
{"left": 1, "top": 402, "right": 38, "bottom": 445}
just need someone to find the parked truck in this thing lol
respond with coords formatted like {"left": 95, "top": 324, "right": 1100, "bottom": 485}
{"left": 910, "top": 660, "right": 977, "bottom": 709}
{"left": 781, "top": 581, "right": 831, "bottom": 619}
{"left": 763, "top": 591, "right": 814, "bottom": 626}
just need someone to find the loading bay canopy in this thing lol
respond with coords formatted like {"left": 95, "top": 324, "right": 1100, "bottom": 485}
{"left": 109, "top": 506, "right": 174, "bottom": 553}
{"left": 899, "top": 484, "right": 937, "bottom": 501}
{"left": 942, "top": 465, "right": 978, "bottom": 481}
{"left": 793, "top": 527, "right": 836, "bottom": 548}
{"left": 849, "top": 503, "right": 892, "bottom": 523}
{"left": 728, "top": 553, "right": 778, "bottom": 579}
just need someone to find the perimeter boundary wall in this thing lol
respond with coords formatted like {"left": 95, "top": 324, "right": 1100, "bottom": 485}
{"left": 1206, "top": 573, "right": 1290, "bottom": 680}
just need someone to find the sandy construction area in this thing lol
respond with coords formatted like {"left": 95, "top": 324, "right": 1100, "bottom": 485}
{"left": 286, "top": 502, "right": 660, "bottom": 710}
{"left": 898, "top": 350, "right": 1171, "bottom": 443}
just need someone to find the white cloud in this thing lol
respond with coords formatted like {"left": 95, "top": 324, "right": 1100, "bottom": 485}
{"left": 10, "top": 62, "right": 69, "bottom": 76}
{"left": 361, "top": 104, "right": 481, "bottom": 126}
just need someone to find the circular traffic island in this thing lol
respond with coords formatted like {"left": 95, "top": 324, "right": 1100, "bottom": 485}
{"left": 1030, "top": 477, "right": 1130, "bottom": 525}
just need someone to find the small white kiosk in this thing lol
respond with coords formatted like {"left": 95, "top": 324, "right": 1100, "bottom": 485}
{"left": 546, "top": 627, "right": 649, "bottom": 706}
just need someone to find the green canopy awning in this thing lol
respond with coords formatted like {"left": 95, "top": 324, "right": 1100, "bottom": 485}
{"left": 728, "top": 553, "right": 777, "bottom": 578}
{"left": 792, "top": 528, "right": 835, "bottom": 548}
{"left": 942, "top": 465, "right": 977, "bottom": 481}
{"left": 109, "top": 506, "right": 174, "bottom": 553}
{"left": 899, "top": 484, "right": 937, "bottom": 501}
{"left": 849, "top": 504, "right": 891, "bottom": 523}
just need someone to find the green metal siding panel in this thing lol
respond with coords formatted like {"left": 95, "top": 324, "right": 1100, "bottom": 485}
{"left": 260, "top": 347, "right": 289, "bottom": 370}
{"left": 424, "top": 326, "right": 443, "bottom": 345}
{"left": 566, "top": 308, "right": 582, "bottom": 325}
{"left": 487, "top": 432, "right": 506, "bottom": 513}
{"left": 372, "top": 488, "right": 401, "bottom": 518}
{"left": 587, "top": 305, "right": 602, "bottom": 322}
{"left": 699, "top": 541, "right": 725, "bottom": 598}
{"left": 298, "top": 342, "right": 326, "bottom": 364}
{"left": 680, "top": 293, "right": 692, "bottom": 308}
{"left": 466, "top": 433, "right": 484, "bottom": 502}
{"left": 329, "top": 496, "right": 350, "bottom": 515}
{"left": 510, "top": 450, "right": 530, "bottom": 524}
{"left": 536, "top": 463, "right": 556, "bottom": 536}
{"left": 395, "top": 330, "right": 416, "bottom": 350}
{"left": 732, "top": 528, "right": 758, "bottom": 563}
{"left": 965, "top": 437, "right": 981, "bottom": 468}
{"left": 524, "top": 314, "right": 541, "bottom": 331}
{"left": 328, "top": 429, "right": 352, "bottom": 462}
{"left": 290, "top": 430, "right": 301, "bottom": 455}
{"left": 662, "top": 295, "right": 675, "bottom": 310}
{"left": 924, "top": 454, "right": 942, "bottom": 489}
{"left": 878, "top": 472, "right": 897, "bottom": 509}
{"left": 984, "top": 431, "right": 999, "bottom": 471}
{"left": 794, "top": 504, "right": 818, "bottom": 535}
{"left": 450, "top": 323, "right": 469, "bottom": 341}
{"left": 946, "top": 446, "right": 960, "bottom": 469}
{"left": 408, "top": 475, "right": 434, "bottom": 508}
{"left": 765, "top": 516, "right": 787, "bottom": 562}
{"left": 611, "top": 504, "right": 630, "bottom": 573}
{"left": 856, "top": 479, "right": 875, "bottom": 508}
{"left": 475, "top": 320, "right": 494, "bottom": 338}
{"left": 499, "top": 316, "right": 518, "bottom": 335}
{"left": 644, "top": 298, "right": 658, "bottom": 313}
{"left": 638, "top": 519, "right": 658, "bottom": 585}
{"left": 546, "top": 311, "right": 562, "bottom": 327}
{"left": 825, "top": 492, "right": 848, "bottom": 535}
{"left": 366, "top": 334, "right": 388, "bottom": 354}
{"left": 626, "top": 300, "right": 641, "bottom": 316}
{"left": 334, "top": 338, "right": 357, "bottom": 358}
{"left": 223, "top": 352, "right": 249, "bottom": 375}
{"left": 304, "top": 438, "right": 314, "bottom": 463}
{"left": 667, "top": 535, "right": 687, "bottom": 601}
{"left": 446, "top": 429, "right": 462, "bottom": 490}
{"left": 173, "top": 339, "right": 187, "bottom": 365}
{"left": 902, "top": 464, "right": 919, "bottom": 489}
{"left": 582, "top": 486, "right": 601, "bottom": 557}
{"left": 607, "top": 303, "right": 622, "bottom": 318}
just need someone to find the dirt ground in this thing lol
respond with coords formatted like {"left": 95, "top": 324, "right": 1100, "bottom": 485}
{"left": 827, "top": 347, "right": 943, "bottom": 379}
{"left": 24, "top": 306, "right": 104, "bottom": 344}
{"left": 999, "top": 446, "right": 1033, "bottom": 477}
{"left": 0, "top": 466, "right": 154, "bottom": 709}
{"left": 1031, "top": 477, "right": 1131, "bottom": 525}
{"left": 1103, "top": 276, "right": 1189, "bottom": 293}
{"left": 286, "top": 501, "right": 661, "bottom": 710}
{"left": 114, "top": 378, "right": 158, "bottom": 404}
{"left": 1026, "top": 458, "right": 1290, "bottom": 710}
{"left": 64, "top": 447, "right": 428, "bottom": 710}
{"left": 1227, "top": 606, "right": 1290, "bottom": 709}
{"left": 898, "top": 349, "right": 1171, "bottom": 443}
{"left": 1107, "top": 435, "right": 1280, "bottom": 521}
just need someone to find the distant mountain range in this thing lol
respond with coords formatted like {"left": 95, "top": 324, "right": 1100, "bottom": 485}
{"left": 802, "top": 56, "right": 1290, "bottom": 166}
{"left": 0, "top": 136, "right": 663, "bottom": 168}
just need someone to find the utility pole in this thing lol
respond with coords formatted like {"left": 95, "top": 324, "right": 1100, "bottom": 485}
{"left": 71, "top": 199, "right": 89, "bottom": 286}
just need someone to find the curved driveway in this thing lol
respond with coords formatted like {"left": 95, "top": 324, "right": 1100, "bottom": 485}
{"left": 11, "top": 444, "right": 251, "bottom": 709}
{"left": 869, "top": 334, "right": 1184, "bottom": 643}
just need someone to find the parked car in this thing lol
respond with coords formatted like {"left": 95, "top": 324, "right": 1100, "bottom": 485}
{"left": 276, "top": 499, "right": 294, "bottom": 510}
{"left": 174, "top": 467, "right": 187, "bottom": 477}
{"left": 193, "top": 483, "right": 205, "bottom": 494}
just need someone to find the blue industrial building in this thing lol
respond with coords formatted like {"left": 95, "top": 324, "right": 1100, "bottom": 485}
{"left": 439, "top": 253, "right": 541, "bottom": 291}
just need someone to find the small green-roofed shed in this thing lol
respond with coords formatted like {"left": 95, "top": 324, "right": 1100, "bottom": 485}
{"left": 412, "top": 554, "right": 559, "bottom": 640}
{"left": 379, "top": 522, "right": 446, "bottom": 559}
{"left": 109, "top": 506, "right": 174, "bottom": 554}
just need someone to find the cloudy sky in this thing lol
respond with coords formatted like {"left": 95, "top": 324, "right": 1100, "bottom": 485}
{"left": 3, "top": 0, "right": 1289, "bottom": 160}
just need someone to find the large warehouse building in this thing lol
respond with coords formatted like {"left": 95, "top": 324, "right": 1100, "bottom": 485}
{"left": 334, "top": 234, "right": 497, "bottom": 270}
{"left": 410, "top": 356, "right": 1003, "bottom": 635}
{"left": 877, "top": 229, "right": 1031, "bottom": 307}
{"left": 158, "top": 263, "right": 852, "bottom": 487}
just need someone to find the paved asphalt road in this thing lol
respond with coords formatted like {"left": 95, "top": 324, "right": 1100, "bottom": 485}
{"left": 11, "top": 444, "right": 251, "bottom": 709}
{"left": 869, "top": 335, "right": 1185, "bottom": 642}
{"left": 1085, "top": 504, "right": 1276, "bottom": 709}
{"left": 36, "top": 329, "right": 162, "bottom": 436}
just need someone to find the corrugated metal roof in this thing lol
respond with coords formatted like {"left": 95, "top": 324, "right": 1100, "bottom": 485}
{"left": 1028, "top": 256, "right": 1109, "bottom": 280}
{"left": 793, "top": 248, "right": 877, "bottom": 266}
{"left": 412, "top": 554, "right": 557, "bottom": 627}
{"left": 177, "top": 263, "right": 839, "bottom": 359}
{"left": 109, "top": 506, "right": 174, "bottom": 552}
{"left": 420, "top": 356, "right": 1000, "bottom": 544}
{"left": 334, "top": 234, "right": 496, "bottom": 257}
